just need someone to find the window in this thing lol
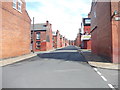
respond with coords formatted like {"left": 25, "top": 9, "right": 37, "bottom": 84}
{"left": 85, "top": 19, "right": 91, "bottom": 24}
{"left": 18, "top": 0, "right": 22, "bottom": 12}
{"left": 94, "top": 12, "right": 96, "bottom": 18}
{"left": 36, "top": 41, "right": 41, "bottom": 49}
{"left": 43, "top": 25, "right": 47, "bottom": 27}
{"left": 13, "top": 0, "right": 17, "bottom": 9}
{"left": 46, "top": 35, "right": 50, "bottom": 42}
{"left": 36, "top": 32, "right": 40, "bottom": 40}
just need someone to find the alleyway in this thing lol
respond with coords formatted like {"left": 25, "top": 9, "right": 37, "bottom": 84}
{"left": 3, "top": 46, "right": 112, "bottom": 88}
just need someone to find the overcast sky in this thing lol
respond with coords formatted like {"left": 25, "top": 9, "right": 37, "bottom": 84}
{"left": 26, "top": 0, "right": 92, "bottom": 40}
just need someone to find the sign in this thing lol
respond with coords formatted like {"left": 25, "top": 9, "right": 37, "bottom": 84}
{"left": 114, "top": 17, "right": 120, "bottom": 21}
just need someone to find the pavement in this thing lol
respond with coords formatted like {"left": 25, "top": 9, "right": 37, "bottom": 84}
{"left": 0, "top": 53, "right": 37, "bottom": 67}
{"left": 3, "top": 46, "right": 115, "bottom": 88}
{"left": 1, "top": 46, "right": 119, "bottom": 70}
{"left": 78, "top": 49, "right": 120, "bottom": 70}
{"left": 0, "top": 47, "right": 63, "bottom": 67}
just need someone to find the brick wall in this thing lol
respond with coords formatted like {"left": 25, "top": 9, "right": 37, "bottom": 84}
{"left": 111, "top": 2, "right": 120, "bottom": 63}
{"left": 84, "top": 26, "right": 91, "bottom": 34}
{"left": 1, "top": 1, "right": 31, "bottom": 59}
{"left": 53, "top": 35, "right": 57, "bottom": 48}
{"left": 75, "top": 33, "right": 81, "bottom": 47}
{"left": 0, "top": 1, "right": 2, "bottom": 59}
{"left": 82, "top": 40, "right": 91, "bottom": 49}
{"left": 118, "top": 1, "right": 120, "bottom": 63}
{"left": 47, "top": 24, "right": 53, "bottom": 50}
{"left": 90, "top": 1, "right": 120, "bottom": 63}
{"left": 90, "top": 2, "right": 112, "bottom": 61}
{"left": 56, "top": 30, "right": 61, "bottom": 48}
{"left": 33, "top": 31, "right": 47, "bottom": 51}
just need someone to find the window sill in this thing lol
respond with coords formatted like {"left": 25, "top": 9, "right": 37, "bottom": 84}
{"left": 13, "top": 7, "right": 22, "bottom": 13}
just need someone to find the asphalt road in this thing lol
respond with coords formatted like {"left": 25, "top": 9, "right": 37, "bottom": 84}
{"left": 2, "top": 46, "right": 115, "bottom": 88}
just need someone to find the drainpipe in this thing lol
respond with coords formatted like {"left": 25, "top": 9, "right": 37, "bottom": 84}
{"left": 32, "top": 17, "right": 35, "bottom": 53}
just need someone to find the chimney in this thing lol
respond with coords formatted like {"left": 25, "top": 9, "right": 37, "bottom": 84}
{"left": 50, "top": 24, "right": 52, "bottom": 28}
{"left": 46, "top": 20, "right": 49, "bottom": 25}
{"left": 88, "top": 13, "right": 90, "bottom": 18}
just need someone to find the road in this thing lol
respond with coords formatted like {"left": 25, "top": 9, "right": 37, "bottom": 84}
{"left": 2, "top": 46, "right": 117, "bottom": 88}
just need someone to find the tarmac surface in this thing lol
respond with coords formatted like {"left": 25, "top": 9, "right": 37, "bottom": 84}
{"left": 2, "top": 46, "right": 119, "bottom": 89}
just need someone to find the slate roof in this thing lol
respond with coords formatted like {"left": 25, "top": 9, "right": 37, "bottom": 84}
{"left": 31, "top": 23, "right": 48, "bottom": 31}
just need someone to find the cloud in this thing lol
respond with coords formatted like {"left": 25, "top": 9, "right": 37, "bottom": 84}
{"left": 26, "top": 0, "right": 92, "bottom": 40}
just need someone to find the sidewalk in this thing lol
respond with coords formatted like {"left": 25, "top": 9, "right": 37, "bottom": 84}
{"left": 0, "top": 53, "right": 37, "bottom": 67}
{"left": 78, "top": 49, "right": 120, "bottom": 70}
{"left": 0, "top": 47, "right": 65, "bottom": 67}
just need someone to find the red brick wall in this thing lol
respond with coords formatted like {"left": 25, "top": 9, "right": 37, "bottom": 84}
{"left": 84, "top": 26, "right": 91, "bottom": 34}
{"left": 90, "top": 2, "right": 112, "bottom": 61}
{"left": 33, "top": 31, "right": 47, "bottom": 51}
{"left": 1, "top": 1, "right": 31, "bottom": 59}
{"left": 118, "top": 1, "right": 120, "bottom": 63}
{"left": 60, "top": 37, "right": 63, "bottom": 47}
{"left": 53, "top": 36, "right": 57, "bottom": 48}
{"left": 88, "top": 40, "right": 91, "bottom": 49}
{"left": 75, "top": 33, "right": 81, "bottom": 47}
{"left": 33, "top": 22, "right": 53, "bottom": 52}
{"left": 0, "top": 1, "right": 2, "bottom": 58}
{"left": 56, "top": 30, "right": 61, "bottom": 48}
{"left": 111, "top": 2, "right": 120, "bottom": 63}
{"left": 83, "top": 40, "right": 91, "bottom": 49}
{"left": 90, "top": 1, "right": 120, "bottom": 63}
{"left": 46, "top": 23, "right": 53, "bottom": 50}
{"left": 63, "top": 37, "right": 65, "bottom": 47}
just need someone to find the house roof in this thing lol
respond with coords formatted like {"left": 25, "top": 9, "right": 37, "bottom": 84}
{"left": 31, "top": 23, "right": 48, "bottom": 31}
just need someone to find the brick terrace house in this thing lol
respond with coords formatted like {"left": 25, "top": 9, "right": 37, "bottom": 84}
{"left": 74, "top": 29, "right": 82, "bottom": 47}
{"left": 90, "top": 0, "right": 120, "bottom": 63}
{"left": 52, "top": 30, "right": 61, "bottom": 48}
{"left": 65, "top": 38, "right": 69, "bottom": 46}
{"left": 31, "top": 21, "right": 53, "bottom": 52}
{"left": 63, "top": 36, "right": 65, "bottom": 47}
{"left": 81, "top": 18, "right": 91, "bottom": 49}
{"left": 0, "top": 0, "right": 31, "bottom": 59}
{"left": 60, "top": 35, "right": 64, "bottom": 47}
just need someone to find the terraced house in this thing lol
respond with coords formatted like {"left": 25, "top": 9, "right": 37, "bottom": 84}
{"left": 0, "top": 0, "right": 31, "bottom": 59}
{"left": 31, "top": 21, "right": 53, "bottom": 52}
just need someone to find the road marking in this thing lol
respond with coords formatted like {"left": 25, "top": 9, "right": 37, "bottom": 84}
{"left": 93, "top": 68, "right": 115, "bottom": 89}
{"left": 101, "top": 76, "right": 107, "bottom": 81}
{"left": 108, "top": 84, "right": 115, "bottom": 89}
{"left": 96, "top": 71, "right": 102, "bottom": 76}
{"left": 93, "top": 68, "right": 98, "bottom": 71}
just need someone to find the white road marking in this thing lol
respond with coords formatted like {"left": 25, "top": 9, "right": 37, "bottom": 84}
{"left": 93, "top": 68, "right": 115, "bottom": 89}
{"left": 96, "top": 71, "right": 102, "bottom": 76}
{"left": 101, "top": 76, "right": 107, "bottom": 81}
{"left": 108, "top": 84, "right": 115, "bottom": 89}
{"left": 93, "top": 68, "right": 98, "bottom": 71}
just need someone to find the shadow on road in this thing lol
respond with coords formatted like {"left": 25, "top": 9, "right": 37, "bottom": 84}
{"left": 37, "top": 46, "right": 87, "bottom": 62}
{"left": 81, "top": 51, "right": 112, "bottom": 63}
{"left": 55, "top": 47, "right": 78, "bottom": 51}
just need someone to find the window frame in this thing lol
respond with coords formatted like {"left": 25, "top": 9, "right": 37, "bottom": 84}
{"left": 13, "top": 0, "right": 17, "bottom": 9}
{"left": 36, "top": 41, "right": 41, "bottom": 50}
{"left": 18, "top": 0, "right": 22, "bottom": 13}
{"left": 36, "top": 32, "right": 41, "bottom": 40}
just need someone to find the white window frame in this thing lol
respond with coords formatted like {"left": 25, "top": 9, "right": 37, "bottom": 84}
{"left": 13, "top": 0, "right": 17, "bottom": 9}
{"left": 18, "top": 0, "right": 22, "bottom": 13}
{"left": 36, "top": 32, "right": 41, "bottom": 40}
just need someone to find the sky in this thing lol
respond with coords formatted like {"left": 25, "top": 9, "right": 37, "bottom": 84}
{"left": 26, "top": 0, "right": 92, "bottom": 40}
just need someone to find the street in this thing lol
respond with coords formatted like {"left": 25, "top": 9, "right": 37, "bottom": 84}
{"left": 2, "top": 46, "right": 118, "bottom": 88}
